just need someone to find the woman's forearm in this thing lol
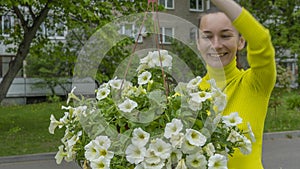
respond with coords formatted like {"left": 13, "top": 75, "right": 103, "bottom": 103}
{"left": 211, "top": 0, "right": 243, "bottom": 21}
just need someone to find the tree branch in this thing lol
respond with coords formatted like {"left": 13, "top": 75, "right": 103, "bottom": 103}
{"left": 12, "top": 6, "right": 28, "bottom": 32}
{"left": 27, "top": 4, "right": 36, "bottom": 21}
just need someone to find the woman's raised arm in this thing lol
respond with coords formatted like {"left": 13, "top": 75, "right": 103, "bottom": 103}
{"left": 211, "top": 0, "right": 242, "bottom": 21}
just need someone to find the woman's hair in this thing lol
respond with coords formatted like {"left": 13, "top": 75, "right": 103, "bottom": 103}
{"left": 197, "top": 6, "right": 245, "bottom": 69}
{"left": 197, "top": 6, "right": 222, "bottom": 30}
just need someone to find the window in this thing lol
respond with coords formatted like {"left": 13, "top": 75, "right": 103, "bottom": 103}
{"left": 119, "top": 23, "right": 145, "bottom": 43}
{"left": 41, "top": 17, "right": 67, "bottom": 40}
{"left": 159, "top": 0, "right": 174, "bottom": 9}
{"left": 0, "top": 15, "right": 14, "bottom": 36}
{"left": 160, "top": 27, "right": 174, "bottom": 44}
{"left": 190, "top": 0, "right": 204, "bottom": 12}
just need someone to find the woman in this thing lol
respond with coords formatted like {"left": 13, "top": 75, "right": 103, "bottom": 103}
{"left": 198, "top": 0, "right": 276, "bottom": 168}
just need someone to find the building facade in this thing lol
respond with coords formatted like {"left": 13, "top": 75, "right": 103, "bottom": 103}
{"left": 0, "top": 0, "right": 298, "bottom": 104}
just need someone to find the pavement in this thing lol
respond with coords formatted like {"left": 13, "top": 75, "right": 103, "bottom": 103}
{"left": 0, "top": 131, "right": 300, "bottom": 169}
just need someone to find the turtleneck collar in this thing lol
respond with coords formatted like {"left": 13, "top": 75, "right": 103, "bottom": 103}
{"left": 205, "top": 58, "right": 241, "bottom": 89}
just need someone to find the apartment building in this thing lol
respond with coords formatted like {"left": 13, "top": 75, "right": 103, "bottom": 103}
{"left": 0, "top": 0, "right": 298, "bottom": 104}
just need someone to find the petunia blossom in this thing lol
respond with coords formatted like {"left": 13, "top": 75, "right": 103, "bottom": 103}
{"left": 186, "top": 152, "right": 207, "bottom": 169}
{"left": 131, "top": 127, "right": 150, "bottom": 146}
{"left": 164, "top": 118, "right": 183, "bottom": 139}
{"left": 96, "top": 87, "right": 110, "bottom": 100}
{"left": 125, "top": 144, "right": 146, "bottom": 164}
{"left": 118, "top": 98, "right": 138, "bottom": 113}
{"left": 208, "top": 154, "right": 228, "bottom": 169}
{"left": 185, "top": 129, "right": 207, "bottom": 147}
{"left": 222, "top": 112, "right": 242, "bottom": 127}
{"left": 138, "top": 71, "right": 152, "bottom": 85}
{"left": 149, "top": 138, "right": 172, "bottom": 160}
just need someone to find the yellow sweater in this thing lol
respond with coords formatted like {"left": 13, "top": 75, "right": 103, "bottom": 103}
{"left": 201, "top": 9, "right": 276, "bottom": 169}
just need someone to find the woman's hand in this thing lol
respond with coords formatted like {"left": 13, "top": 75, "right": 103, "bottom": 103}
{"left": 211, "top": 0, "right": 242, "bottom": 21}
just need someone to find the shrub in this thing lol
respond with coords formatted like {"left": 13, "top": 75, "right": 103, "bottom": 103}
{"left": 286, "top": 94, "right": 300, "bottom": 110}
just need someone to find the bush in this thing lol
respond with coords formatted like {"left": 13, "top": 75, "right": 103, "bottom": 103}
{"left": 286, "top": 94, "right": 300, "bottom": 110}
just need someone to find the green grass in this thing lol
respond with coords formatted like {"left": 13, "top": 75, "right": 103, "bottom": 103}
{"left": 0, "top": 102, "right": 64, "bottom": 157}
{"left": 264, "top": 88, "right": 300, "bottom": 132}
{"left": 0, "top": 88, "right": 299, "bottom": 157}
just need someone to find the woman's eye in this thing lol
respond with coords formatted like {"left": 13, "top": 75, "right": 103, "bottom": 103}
{"left": 221, "top": 35, "right": 232, "bottom": 39}
{"left": 201, "top": 35, "right": 212, "bottom": 39}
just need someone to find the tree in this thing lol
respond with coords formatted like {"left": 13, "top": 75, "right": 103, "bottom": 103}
{"left": 0, "top": 0, "right": 147, "bottom": 103}
{"left": 238, "top": 0, "right": 300, "bottom": 60}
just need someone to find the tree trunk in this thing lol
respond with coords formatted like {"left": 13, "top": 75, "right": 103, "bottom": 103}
{"left": 0, "top": 3, "right": 51, "bottom": 103}
{"left": 0, "top": 35, "right": 34, "bottom": 103}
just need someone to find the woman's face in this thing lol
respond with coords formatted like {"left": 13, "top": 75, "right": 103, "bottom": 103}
{"left": 198, "top": 12, "right": 245, "bottom": 68}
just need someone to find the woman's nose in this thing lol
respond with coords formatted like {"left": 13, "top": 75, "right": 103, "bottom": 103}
{"left": 211, "top": 37, "right": 222, "bottom": 49}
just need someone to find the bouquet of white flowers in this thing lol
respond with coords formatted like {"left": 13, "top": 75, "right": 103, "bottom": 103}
{"left": 49, "top": 50, "right": 255, "bottom": 169}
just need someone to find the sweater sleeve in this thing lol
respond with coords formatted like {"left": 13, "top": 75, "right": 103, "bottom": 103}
{"left": 232, "top": 8, "right": 276, "bottom": 94}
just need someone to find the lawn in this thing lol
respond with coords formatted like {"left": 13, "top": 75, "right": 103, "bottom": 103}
{"left": 264, "top": 87, "right": 300, "bottom": 132}
{"left": 0, "top": 102, "right": 64, "bottom": 157}
{"left": 0, "top": 87, "right": 299, "bottom": 157}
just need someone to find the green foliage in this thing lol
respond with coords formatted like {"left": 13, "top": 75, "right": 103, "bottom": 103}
{"left": 276, "top": 64, "right": 293, "bottom": 90}
{"left": 171, "top": 40, "right": 207, "bottom": 77}
{"left": 265, "top": 88, "right": 300, "bottom": 132}
{"left": 0, "top": 0, "right": 149, "bottom": 102}
{"left": 286, "top": 94, "right": 300, "bottom": 110}
{"left": 238, "top": 0, "right": 300, "bottom": 57}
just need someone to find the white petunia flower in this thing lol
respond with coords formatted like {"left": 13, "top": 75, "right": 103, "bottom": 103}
{"left": 188, "top": 98, "right": 203, "bottom": 111}
{"left": 49, "top": 114, "right": 63, "bottom": 134}
{"left": 99, "top": 82, "right": 109, "bottom": 89}
{"left": 118, "top": 98, "right": 138, "bottom": 113}
{"left": 108, "top": 77, "right": 123, "bottom": 90}
{"left": 67, "top": 131, "right": 82, "bottom": 147}
{"left": 186, "top": 152, "right": 207, "bottom": 169}
{"left": 185, "top": 129, "right": 207, "bottom": 147}
{"left": 90, "top": 156, "right": 110, "bottom": 169}
{"left": 98, "top": 147, "right": 114, "bottom": 160}
{"left": 141, "top": 51, "right": 156, "bottom": 68}
{"left": 59, "top": 112, "right": 69, "bottom": 124}
{"left": 238, "top": 136, "right": 252, "bottom": 155}
{"left": 204, "top": 143, "right": 216, "bottom": 157}
{"left": 187, "top": 76, "right": 202, "bottom": 91}
{"left": 181, "top": 138, "right": 201, "bottom": 154}
{"left": 213, "top": 90, "right": 227, "bottom": 112}
{"left": 175, "top": 159, "right": 187, "bottom": 169}
{"left": 64, "top": 145, "right": 76, "bottom": 162}
{"left": 208, "top": 154, "right": 228, "bottom": 169}
{"left": 125, "top": 144, "right": 146, "bottom": 164}
{"left": 247, "top": 122, "right": 256, "bottom": 143}
{"left": 95, "top": 135, "right": 111, "bottom": 149}
{"left": 55, "top": 145, "right": 65, "bottom": 164}
{"left": 164, "top": 118, "right": 183, "bottom": 139}
{"left": 96, "top": 87, "right": 110, "bottom": 100}
{"left": 170, "top": 132, "right": 184, "bottom": 149}
{"left": 149, "top": 138, "right": 172, "bottom": 160}
{"left": 226, "top": 130, "right": 242, "bottom": 143}
{"left": 73, "top": 105, "right": 87, "bottom": 118}
{"left": 67, "top": 86, "right": 77, "bottom": 104}
{"left": 85, "top": 138, "right": 114, "bottom": 162}
{"left": 138, "top": 71, "right": 152, "bottom": 85}
{"left": 134, "top": 164, "right": 144, "bottom": 169}
{"left": 169, "top": 149, "right": 183, "bottom": 164}
{"left": 142, "top": 160, "right": 165, "bottom": 169}
{"left": 144, "top": 149, "right": 162, "bottom": 165}
{"left": 84, "top": 141, "right": 100, "bottom": 161}
{"left": 190, "top": 91, "right": 212, "bottom": 103}
{"left": 152, "top": 50, "right": 173, "bottom": 68}
{"left": 132, "top": 127, "right": 150, "bottom": 146}
{"left": 222, "top": 112, "right": 242, "bottom": 127}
